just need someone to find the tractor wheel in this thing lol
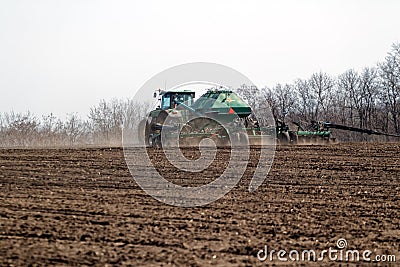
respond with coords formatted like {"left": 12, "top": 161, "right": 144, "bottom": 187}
{"left": 156, "top": 111, "right": 168, "bottom": 125}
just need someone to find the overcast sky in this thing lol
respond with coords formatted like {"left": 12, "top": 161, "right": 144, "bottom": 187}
{"left": 1, "top": 0, "right": 399, "bottom": 119}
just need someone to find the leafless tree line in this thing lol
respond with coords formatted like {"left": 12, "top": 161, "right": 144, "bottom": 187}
{"left": 0, "top": 99, "right": 151, "bottom": 147}
{"left": 238, "top": 43, "right": 400, "bottom": 141}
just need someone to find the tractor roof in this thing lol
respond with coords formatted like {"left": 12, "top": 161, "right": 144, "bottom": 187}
{"left": 160, "top": 89, "right": 195, "bottom": 95}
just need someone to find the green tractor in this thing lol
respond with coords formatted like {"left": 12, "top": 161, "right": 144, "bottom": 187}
{"left": 138, "top": 88, "right": 274, "bottom": 147}
{"left": 138, "top": 89, "right": 195, "bottom": 147}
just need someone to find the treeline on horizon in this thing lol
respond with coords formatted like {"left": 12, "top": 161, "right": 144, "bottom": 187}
{"left": 0, "top": 43, "right": 399, "bottom": 147}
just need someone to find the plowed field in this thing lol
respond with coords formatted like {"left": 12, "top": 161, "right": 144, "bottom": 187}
{"left": 1, "top": 143, "right": 399, "bottom": 266}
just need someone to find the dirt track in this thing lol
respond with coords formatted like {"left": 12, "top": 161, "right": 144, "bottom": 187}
{"left": 1, "top": 143, "right": 399, "bottom": 266}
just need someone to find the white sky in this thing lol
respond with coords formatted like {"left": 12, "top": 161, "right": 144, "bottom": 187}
{"left": 1, "top": 0, "right": 399, "bottom": 119}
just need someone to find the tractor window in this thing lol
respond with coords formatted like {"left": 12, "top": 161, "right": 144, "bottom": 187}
{"left": 182, "top": 94, "right": 194, "bottom": 106}
{"left": 173, "top": 93, "right": 194, "bottom": 106}
{"left": 161, "top": 95, "right": 171, "bottom": 109}
{"left": 161, "top": 93, "right": 194, "bottom": 109}
{"left": 175, "top": 94, "right": 185, "bottom": 103}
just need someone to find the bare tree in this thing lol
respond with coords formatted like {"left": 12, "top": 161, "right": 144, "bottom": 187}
{"left": 308, "top": 72, "right": 335, "bottom": 121}
{"left": 89, "top": 100, "right": 118, "bottom": 144}
{"left": 260, "top": 86, "right": 278, "bottom": 117}
{"left": 338, "top": 69, "right": 360, "bottom": 125}
{"left": 294, "top": 78, "right": 315, "bottom": 121}
{"left": 64, "top": 113, "right": 86, "bottom": 146}
{"left": 379, "top": 43, "right": 400, "bottom": 134}
{"left": 88, "top": 98, "right": 152, "bottom": 145}
{"left": 39, "top": 113, "right": 58, "bottom": 146}
{"left": 236, "top": 84, "right": 261, "bottom": 110}
{"left": 267, "top": 83, "right": 297, "bottom": 121}
{"left": 2, "top": 112, "right": 39, "bottom": 147}
{"left": 359, "top": 67, "right": 379, "bottom": 129}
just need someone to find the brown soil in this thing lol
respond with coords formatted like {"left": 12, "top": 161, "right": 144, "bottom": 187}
{"left": 1, "top": 143, "right": 399, "bottom": 266}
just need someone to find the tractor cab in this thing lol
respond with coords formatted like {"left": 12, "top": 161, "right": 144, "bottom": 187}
{"left": 154, "top": 89, "right": 195, "bottom": 110}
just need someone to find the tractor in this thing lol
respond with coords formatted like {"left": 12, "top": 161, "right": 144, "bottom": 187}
{"left": 138, "top": 88, "right": 275, "bottom": 147}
